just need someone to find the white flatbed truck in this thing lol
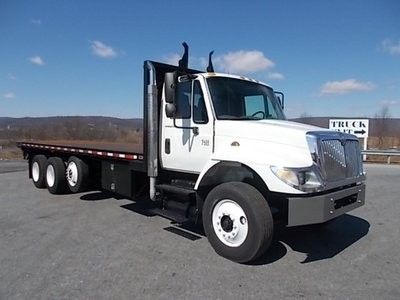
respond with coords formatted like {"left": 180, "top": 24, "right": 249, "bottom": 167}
{"left": 18, "top": 44, "right": 365, "bottom": 263}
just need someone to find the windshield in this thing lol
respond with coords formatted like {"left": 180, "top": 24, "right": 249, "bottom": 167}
{"left": 207, "top": 77, "right": 286, "bottom": 120}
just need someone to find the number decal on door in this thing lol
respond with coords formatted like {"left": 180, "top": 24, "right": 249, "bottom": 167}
{"left": 201, "top": 139, "right": 210, "bottom": 146}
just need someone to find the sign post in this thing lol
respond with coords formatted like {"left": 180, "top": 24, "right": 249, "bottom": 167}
{"left": 329, "top": 119, "right": 369, "bottom": 160}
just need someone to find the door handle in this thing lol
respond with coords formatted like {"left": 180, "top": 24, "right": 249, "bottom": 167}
{"left": 165, "top": 138, "right": 171, "bottom": 154}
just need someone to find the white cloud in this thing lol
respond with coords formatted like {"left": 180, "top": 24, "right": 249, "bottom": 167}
{"left": 320, "top": 79, "right": 375, "bottom": 95}
{"left": 160, "top": 49, "right": 276, "bottom": 74}
{"left": 31, "top": 19, "right": 42, "bottom": 25}
{"left": 28, "top": 56, "right": 44, "bottom": 66}
{"left": 3, "top": 92, "right": 15, "bottom": 99}
{"left": 380, "top": 100, "right": 398, "bottom": 105}
{"left": 162, "top": 53, "right": 180, "bottom": 65}
{"left": 268, "top": 72, "right": 284, "bottom": 80}
{"left": 381, "top": 39, "right": 400, "bottom": 55}
{"left": 160, "top": 54, "right": 208, "bottom": 70}
{"left": 90, "top": 40, "right": 117, "bottom": 58}
{"left": 198, "top": 56, "right": 209, "bottom": 69}
{"left": 214, "top": 50, "right": 275, "bottom": 74}
{"left": 8, "top": 74, "right": 17, "bottom": 80}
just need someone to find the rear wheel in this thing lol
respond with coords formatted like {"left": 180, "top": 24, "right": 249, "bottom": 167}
{"left": 66, "top": 156, "right": 89, "bottom": 193}
{"left": 31, "top": 155, "right": 47, "bottom": 188}
{"left": 46, "top": 157, "right": 67, "bottom": 194}
{"left": 202, "top": 182, "right": 274, "bottom": 263}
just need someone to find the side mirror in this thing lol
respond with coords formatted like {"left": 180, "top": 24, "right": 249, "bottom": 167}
{"left": 165, "top": 103, "right": 176, "bottom": 118}
{"left": 274, "top": 91, "right": 284, "bottom": 109}
{"left": 165, "top": 72, "right": 177, "bottom": 104}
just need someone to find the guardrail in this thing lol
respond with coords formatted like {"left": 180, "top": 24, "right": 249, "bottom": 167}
{"left": 361, "top": 150, "right": 400, "bottom": 164}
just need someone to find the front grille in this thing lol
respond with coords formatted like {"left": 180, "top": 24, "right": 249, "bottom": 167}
{"left": 320, "top": 139, "right": 362, "bottom": 182}
{"left": 344, "top": 140, "right": 362, "bottom": 178}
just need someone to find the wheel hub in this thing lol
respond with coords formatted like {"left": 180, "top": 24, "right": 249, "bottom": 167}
{"left": 66, "top": 162, "right": 78, "bottom": 186}
{"left": 212, "top": 199, "right": 248, "bottom": 247}
{"left": 67, "top": 169, "right": 73, "bottom": 180}
{"left": 221, "top": 215, "right": 233, "bottom": 232}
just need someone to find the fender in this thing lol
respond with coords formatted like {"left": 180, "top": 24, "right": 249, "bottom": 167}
{"left": 195, "top": 158, "right": 304, "bottom": 195}
{"left": 195, "top": 133, "right": 312, "bottom": 195}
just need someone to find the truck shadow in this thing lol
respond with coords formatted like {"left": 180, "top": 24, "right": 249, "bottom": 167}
{"left": 80, "top": 191, "right": 124, "bottom": 201}
{"left": 252, "top": 214, "right": 370, "bottom": 265}
{"left": 80, "top": 191, "right": 112, "bottom": 201}
{"left": 121, "top": 201, "right": 370, "bottom": 265}
{"left": 80, "top": 193, "right": 370, "bottom": 266}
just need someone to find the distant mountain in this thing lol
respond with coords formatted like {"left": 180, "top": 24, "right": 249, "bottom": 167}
{"left": 0, "top": 116, "right": 143, "bottom": 143}
{"left": 0, "top": 116, "right": 143, "bottom": 131}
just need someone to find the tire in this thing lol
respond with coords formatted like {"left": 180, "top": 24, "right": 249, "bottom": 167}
{"left": 66, "top": 156, "right": 89, "bottom": 193}
{"left": 202, "top": 182, "right": 274, "bottom": 263}
{"left": 31, "top": 155, "right": 47, "bottom": 188}
{"left": 45, "top": 157, "right": 67, "bottom": 194}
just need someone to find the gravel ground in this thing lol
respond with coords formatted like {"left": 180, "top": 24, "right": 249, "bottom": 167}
{"left": 0, "top": 162, "right": 399, "bottom": 299}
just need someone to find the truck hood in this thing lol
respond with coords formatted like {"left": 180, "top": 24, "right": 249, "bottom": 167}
{"left": 215, "top": 119, "right": 328, "bottom": 150}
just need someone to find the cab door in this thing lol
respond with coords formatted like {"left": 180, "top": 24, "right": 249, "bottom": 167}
{"left": 161, "top": 78, "right": 214, "bottom": 173}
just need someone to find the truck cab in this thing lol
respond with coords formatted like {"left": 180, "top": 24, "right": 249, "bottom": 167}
{"left": 151, "top": 50, "right": 365, "bottom": 261}
{"left": 159, "top": 69, "right": 365, "bottom": 194}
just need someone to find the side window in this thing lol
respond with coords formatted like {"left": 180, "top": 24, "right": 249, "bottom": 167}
{"left": 244, "top": 95, "right": 264, "bottom": 116}
{"left": 175, "top": 81, "right": 191, "bottom": 119}
{"left": 193, "top": 81, "right": 208, "bottom": 124}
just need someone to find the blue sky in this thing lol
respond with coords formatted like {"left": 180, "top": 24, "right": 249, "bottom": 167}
{"left": 1, "top": 0, "right": 399, "bottom": 118}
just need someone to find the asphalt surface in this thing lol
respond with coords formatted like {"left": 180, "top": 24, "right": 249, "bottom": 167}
{"left": 0, "top": 160, "right": 28, "bottom": 174}
{"left": 0, "top": 161, "right": 399, "bottom": 299}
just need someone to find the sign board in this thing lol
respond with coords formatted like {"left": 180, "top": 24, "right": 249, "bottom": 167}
{"left": 329, "top": 119, "right": 369, "bottom": 138}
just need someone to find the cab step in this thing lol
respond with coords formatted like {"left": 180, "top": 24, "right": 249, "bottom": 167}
{"left": 156, "top": 183, "right": 195, "bottom": 196}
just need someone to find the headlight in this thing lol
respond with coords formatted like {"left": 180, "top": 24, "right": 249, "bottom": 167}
{"left": 270, "top": 165, "right": 323, "bottom": 192}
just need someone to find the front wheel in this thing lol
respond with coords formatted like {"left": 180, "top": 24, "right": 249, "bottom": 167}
{"left": 202, "top": 182, "right": 274, "bottom": 263}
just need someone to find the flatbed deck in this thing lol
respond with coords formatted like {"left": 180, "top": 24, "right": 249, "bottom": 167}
{"left": 17, "top": 140, "right": 144, "bottom": 161}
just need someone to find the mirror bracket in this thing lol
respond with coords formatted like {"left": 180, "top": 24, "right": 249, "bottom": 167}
{"left": 274, "top": 91, "right": 285, "bottom": 109}
{"left": 165, "top": 72, "right": 178, "bottom": 104}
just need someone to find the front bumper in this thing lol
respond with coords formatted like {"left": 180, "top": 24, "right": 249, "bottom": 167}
{"left": 287, "top": 183, "right": 365, "bottom": 227}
